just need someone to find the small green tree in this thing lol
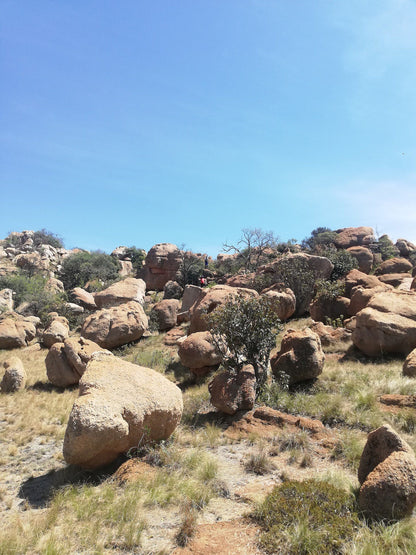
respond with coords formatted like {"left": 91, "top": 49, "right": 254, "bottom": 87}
{"left": 32, "top": 229, "right": 64, "bottom": 249}
{"left": 124, "top": 246, "right": 146, "bottom": 275}
{"left": 208, "top": 295, "right": 282, "bottom": 391}
{"left": 59, "top": 251, "right": 120, "bottom": 290}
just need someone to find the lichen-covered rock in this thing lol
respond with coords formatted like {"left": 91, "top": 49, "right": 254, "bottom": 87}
{"left": 271, "top": 328, "right": 325, "bottom": 385}
{"left": 0, "top": 289, "right": 14, "bottom": 312}
{"left": 0, "top": 357, "right": 26, "bottom": 392}
{"left": 63, "top": 353, "right": 183, "bottom": 468}
{"left": 81, "top": 301, "right": 148, "bottom": 349}
{"left": 208, "top": 365, "right": 256, "bottom": 415}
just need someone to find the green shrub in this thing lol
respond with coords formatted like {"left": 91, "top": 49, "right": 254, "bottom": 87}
{"left": 314, "top": 279, "right": 346, "bottom": 302}
{"left": 323, "top": 248, "right": 358, "bottom": 281}
{"left": 302, "top": 227, "right": 337, "bottom": 252}
{"left": 270, "top": 256, "right": 317, "bottom": 316}
{"left": 253, "top": 479, "right": 359, "bottom": 554}
{"left": 207, "top": 294, "right": 282, "bottom": 390}
{"left": 59, "top": 251, "right": 120, "bottom": 290}
{"left": 0, "top": 273, "right": 67, "bottom": 323}
{"left": 32, "top": 229, "right": 64, "bottom": 249}
{"left": 377, "top": 235, "right": 399, "bottom": 261}
{"left": 124, "top": 246, "right": 146, "bottom": 274}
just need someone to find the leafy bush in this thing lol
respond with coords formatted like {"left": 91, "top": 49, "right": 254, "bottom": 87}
{"left": 323, "top": 247, "right": 358, "bottom": 281}
{"left": 177, "top": 251, "right": 205, "bottom": 286}
{"left": 59, "top": 251, "right": 120, "bottom": 290}
{"left": 32, "top": 229, "right": 64, "bottom": 249}
{"left": 377, "top": 234, "right": 399, "bottom": 261}
{"left": 302, "top": 227, "right": 338, "bottom": 252}
{"left": 253, "top": 479, "right": 359, "bottom": 554}
{"left": 124, "top": 246, "right": 146, "bottom": 274}
{"left": 0, "top": 273, "right": 67, "bottom": 323}
{"left": 207, "top": 294, "right": 282, "bottom": 390}
{"left": 270, "top": 256, "right": 316, "bottom": 316}
{"left": 314, "top": 279, "right": 346, "bottom": 302}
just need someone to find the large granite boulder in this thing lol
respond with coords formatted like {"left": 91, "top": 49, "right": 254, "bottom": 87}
{"left": 309, "top": 321, "right": 352, "bottom": 347}
{"left": 347, "top": 246, "right": 373, "bottom": 274}
{"left": 208, "top": 365, "right": 256, "bottom": 415}
{"left": 348, "top": 285, "right": 392, "bottom": 316}
{"left": 352, "top": 290, "right": 416, "bottom": 356}
{"left": 46, "top": 337, "right": 106, "bottom": 387}
{"left": 271, "top": 328, "right": 325, "bottom": 385}
{"left": 262, "top": 286, "right": 296, "bottom": 321}
{"left": 150, "top": 299, "right": 180, "bottom": 331}
{"left": 178, "top": 331, "right": 221, "bottom": 376}
{"left": 344, "top": 269, "right": 384, "bottom": 297}
{"left": 94, "top": 278, "right": 146, "bottom": 308}
{"left": 378, "top": 273, "right": 413, "bottom": 288}
{"left": 396, "top": 239, "right": 416, "bottom": 258}
{"left": 376, "top": 257, "right": 413, "bottom": 275}
{"left": 358, "top": 425, "right": 416, "bottom": 520}
{"left": 63, "top": 353, "right": 183, "bottom": 468}
{"left": 81, "top": 301, "right": 148, "bottom": 349}
{"left": 334, "top": 227, "right": 374, "bottom": 249}
{"left": 189, "top": 285, "right": 258, "bottom": 334}
{"left": 163, "top": 280, "right": 183, "bottom": 300}
{"left": 71, "top": 287, "right": 97, "bottom": 310}
{"left": 181, "top": 285, "right": 204, "bottom": 313}
{"left": 0, "top": 313, "right": 38, "bottom": 349}
{"left": 141, "top": 243, "right": 182, "bottom": 291}
{"left": 1, "top": 357, "right": 26, "bottom": 392}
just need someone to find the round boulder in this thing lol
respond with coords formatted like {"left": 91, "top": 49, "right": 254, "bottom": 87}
{"left": 178, "top": 331, "right": 221, "bottom": 376}
{"left": 1, "top": 357, "right": 26, "bottom": 392}
{"left": 208, "top": 365, "right": 256, "bottom": 415}
{"left": 150, "top": 299, "right": 180, "bottom": 331}
{"left": 42, "top": 316, "right": 69, "bottom": 348}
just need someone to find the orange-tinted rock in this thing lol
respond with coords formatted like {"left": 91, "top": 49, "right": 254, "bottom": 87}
{"left": 150, "top": 299, "right": 179, "bottom": 331}
{"left": 347, "top": 246, "right": 374, "bottom": 274}
{"left": 345, "top": 270, "right": 384, "bottom": 297}
{"left": 376, "top": 257, "right": 413, "bottom": 275}
{"left": 208, "top": 365, "right": 256, "bottom": 415}
{"left": 309, "top": 296, "right": 350, "bottom": 323}
{"left": 141, "top": 243, "right": 182, "bottom": 291}
{"left": 334, "top": 227, "right": 374, "bottom": 249}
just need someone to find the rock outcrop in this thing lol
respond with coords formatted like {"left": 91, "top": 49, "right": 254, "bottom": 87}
{"left": 334, "top": 227, "right": 374, "bottom": 249}
{"left": 358, "top": 425, "right": 416, "bottom": 520}
{"left": 375, "top": 257, "right": 413, "bottom": 275}
{"left": 141, "top": 243, "right": 182, "bottom": 291}
{"left": 150, "top": 299, "right": 180, "bottom": 331}
{"left": 63, "top": 353, "right": 183, "bottom": 468}
{"left": 71, "top": 287, "right": 97, "bottom": 310}
{"left": 0, "top": 289, "right": 14, "bottom": 312}
{"left": 0, "top": 313, "right": 38, "bottom": 349}
{"left": 271, "top": 328, "right": 325, "bottom": 385}
{"left": 347, "top": 246, "right": 373, "bottom": 274}
{"left": 309, "top": 295, "right": 350, "bottom": 324}
{"left": 81, "top": 301, "right": 148, "bottom": 349}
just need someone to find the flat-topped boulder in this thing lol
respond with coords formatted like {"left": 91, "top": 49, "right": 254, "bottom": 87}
{"left": 334, "top": 226, "right": 374, "bottom": 249}
{"left": 347, "top": 246, "right": 373, "bottom": 274}
{"left": 345, "top": 269, "right": 384, "bottom": 297}
{"left": 375, "top": 257, "right": 413, "bottom": 275}
{"left": 352, "top": 289, "right": 416, "bottom": 356}
{"left": 94, "top": 278, "right": 146, "bottom": 308}
{"left": 63, "top": 353, "right": 183, "bottom": 468}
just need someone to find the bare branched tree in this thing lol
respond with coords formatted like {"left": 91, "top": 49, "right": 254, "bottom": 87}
{"left": 223, "top": 228, "right": 278, "bottom": 272}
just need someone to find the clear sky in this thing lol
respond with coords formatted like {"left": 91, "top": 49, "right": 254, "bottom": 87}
{"left": 1, "top": 0, "right": 415, "bottom": 255}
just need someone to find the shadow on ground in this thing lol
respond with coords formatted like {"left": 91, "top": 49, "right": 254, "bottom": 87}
{"left": 18, "top": 455, "right": 126, "bottom": 508}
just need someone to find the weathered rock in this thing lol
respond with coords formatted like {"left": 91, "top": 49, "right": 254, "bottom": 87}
{"left": 0, "top": 288, "right": 14, "bottom": 312}
{"left": 189, "top": 285, "right": 258, "bottom": 334}
{"left": 46, "top": 337, "right": 105, "bottom": 387}
{"left": 348, "top": 285, "right": 392, "bottom": 316}
{"left": 163, "top": 280, "right": 183, "bottom": 300}
{"left": 113, "top": 459, "right": 157, "bottom": 485}
{"left": 63, "top": 353, "right": 183, "bottom": 468}
{"left": 71, "top": 287, "right": 97, "bottom": 310}
{"left": 208, "top": 365, "right": 256, "bottom": 415}
{"left": 164, "top": 327, "right": 187, "bottom": 346}
{"left": 309, "top": 295, "right": 350, "bottom": 324}
{"left": 262, "top": 287, "right": 296, "bottom": 321}
{"left": 14, "top": 252, "right": 49, "bottom": 272}
{"left": 65, "top": 302, "right": 84, "bottom": 314}
{"left": 358, "top": 425, "right": 416, "bottom": 520}
{"left": 225, "top": 273, "right": 256, "bottom": 288}
{"left": 81, "top": 301, "right": 148, "bottom": 349}
{"left": 257, "top": 253, "right": 333, "bottom": 315}
{"left": 376, "top": 257, "right": 413, "bottom": 275}
{"left": 150, "top": 299, "right": 180, "bottom": 331}
{"left": 403, "top": 349, "right": 416, "bottom": 377}
{"left": 345, "top": 270, "right": 384, "bottom": 297}
{"left": 271, "top": 328, "right": 325, "bottom": 385}
{"left": 396, "top": 239, "right": 416, "bottom": 258}
{"left": 1, "top": 357, "right": 26, "bottom": 392}
{"left": 334, "top": 227, "right": 374, "bottom": 249}
{"left": 347, "top": 246, "right": 374, "bottom": 274}
{"left": 178, "top": 331, "right": 221, "bottom": 375}
{"left": 309, "top": 321, "right": 352, "bottom": 347}
{"left": 46, "top": 277, "right": 65, "bottom": 294}
{"left": 41, "top": 316, "right": 69, "bottom": 348}
{"left": 352, "top": 290, "right": 416, "bottom": 356}
{"left": 181, "top": 284, "right": 203, "bottom": 313}
{"left": 94, "top": 278, "right": 146, "bottom": 308}
{"left": 119, "top": 260, "right": 133, "bottom": 277}
{"left": 378, "top": 273, "right": 412, "bottom": 288}
{"left": 0, "top": 313, "right": 37, "bottom": 349}
{"left": 141, "top": 243, "right": 182, "bottom": 291}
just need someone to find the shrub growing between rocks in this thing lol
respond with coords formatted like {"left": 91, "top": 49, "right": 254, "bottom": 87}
{"left": 59, "top": 251, "right": 120, "bottom": 290}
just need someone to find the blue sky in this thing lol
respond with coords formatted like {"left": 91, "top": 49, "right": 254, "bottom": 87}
{"left": 1, "top": 0, "right": 415, "bottom": 255}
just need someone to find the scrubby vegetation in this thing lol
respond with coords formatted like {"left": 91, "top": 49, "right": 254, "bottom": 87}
{"left": 59, "top": 251, "right": 120, "bottom": 290}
